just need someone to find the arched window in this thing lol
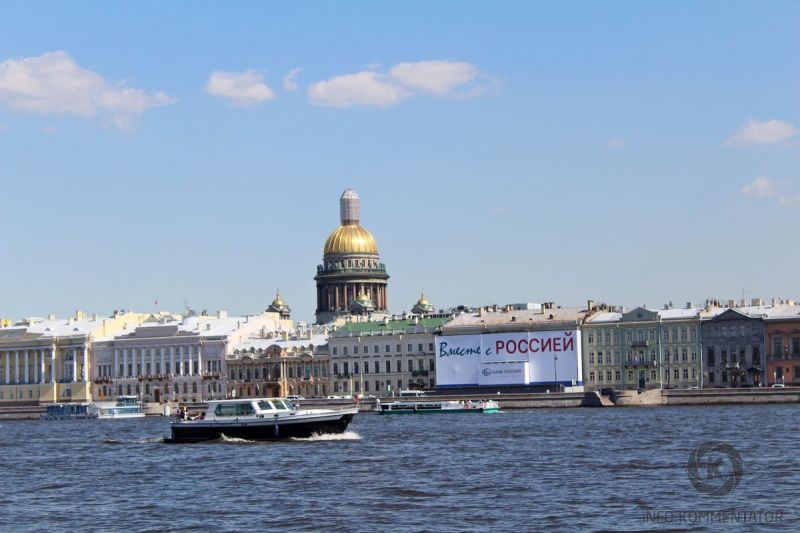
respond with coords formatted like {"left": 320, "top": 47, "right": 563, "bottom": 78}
{"left": 174, "top": 383, "right": 179, "bottom": 394}
{"left": 192, "top": 382, "right": 197, "bottom": 393}
{"left": 183, "top": 383, "right": 188, "bottom": 394}
{"left": 126, "top": 384, "right": 131, "bottom": 395}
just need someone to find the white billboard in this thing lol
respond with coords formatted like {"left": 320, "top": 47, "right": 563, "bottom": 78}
{"left": 437, "top": 330, "right": 582, "bottom": 387}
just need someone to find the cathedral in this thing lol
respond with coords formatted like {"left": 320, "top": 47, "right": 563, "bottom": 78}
{"left": 314, "top": 189, "right": 389, "bottom": 324}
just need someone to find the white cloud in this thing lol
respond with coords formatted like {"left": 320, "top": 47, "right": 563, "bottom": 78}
{"left": 388, "top": 60, "right": 477, "bottom": 96}
{"left": 778, "top": 194, "right": 800, "bottom": 206}
{"left": 724, "top": 119, "right": 798, "bottom": 146}
{"left": 307, "top": 71, "right": 409, "bottom": 107}
{"left": 0, "top": 51, "right": 174, "bottom": 130}
{"left": 741, "top": 176, "right": 778, "bottom": 197}
{"left": 606, "top": 138, "right": 626, "bottom": 149}
{"left": 206, "top": 70, "right": 276, "bottom": 106}
{"left": 282, "top": 67, "right": 302, "bottom": 91}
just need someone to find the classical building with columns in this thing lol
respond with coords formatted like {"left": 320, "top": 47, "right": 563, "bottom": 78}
{"left": 91, "top": 310, "right": 292, "bottom": 404}
{"left": 315, "top": 188, "right": 389, "bottom": 324}
{"left": 0, "top": 311, "right": 147, "bottom": 405}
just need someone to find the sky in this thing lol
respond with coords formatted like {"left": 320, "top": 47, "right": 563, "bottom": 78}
{"left": 1, "top": 1, "right": 799, "bottom": 323}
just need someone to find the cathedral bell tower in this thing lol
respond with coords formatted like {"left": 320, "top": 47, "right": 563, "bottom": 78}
{"left": 314, "top": 189, "right": 389, "bottom": 324}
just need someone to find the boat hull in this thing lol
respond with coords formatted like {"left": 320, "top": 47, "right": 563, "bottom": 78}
{"left": 164, "top": 410, "right": 357, "bottom": 443}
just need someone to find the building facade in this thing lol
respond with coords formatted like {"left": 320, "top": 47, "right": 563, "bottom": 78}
{"left": 582, "top": 305, "right": 703, "bottom": 391}
{"left": 227, "top": 332, "right": 330, "bottom": 398}
{"left": 91, "top": 311, "right": 292, "bottom": 404}
{"left": 328, "top": 313, "right": 449, "bottom": 396}
{"left": 700, "top": 306, "right": 769, "bottom": 388}
{"left": 315, "top": 189, "right": 389, "bottom": 324}
{"left": 0, "top": 311, "right": 146, "bottom": 405}
{"left": 765, "top": 303, "right": 800, "bottom": 386}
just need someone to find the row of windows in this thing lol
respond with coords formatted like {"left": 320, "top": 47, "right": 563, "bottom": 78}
{"left": 588, "top": 368, "right": 697, "bottom": 382}
{"left": 97, "top": 360, "right": 222, "bottom": 378}
{"left": 588, "top": 349, "right": 698, "bottom": 366}
{"left": 586, "top": 327, "right": 698, "bottom": 345}
{"left": 707, "top": 346, "right": 760, "bottom": 366}
{"left": 332, "top": 342, "right": 435, "bottom": 356}
{"left": 333, "top": 359, "right": 434, "bottom": 375}
{"left": 111, "top": 346, "right": 200, "bottom": 357}
{"left": 100, "top": 381, "right": 222, "bottom": 397}
{"left": 771, "top": 337, "right": 800, "bottom": 356}
{"left": 705, "top": 325, "right": 759, "bottom": 338}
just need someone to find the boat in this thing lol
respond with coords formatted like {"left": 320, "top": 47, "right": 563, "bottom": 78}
{"left": 93, "top": 396, "right": 146, "bottom": 419}
{"left": 40, "top": 403, "right": 99, "bottom": 420}
{"left": 163, "top": 398, "right": 359, "bottom": 443}
{"left": 377, "top": 398, "right": 500, "bottom": 415}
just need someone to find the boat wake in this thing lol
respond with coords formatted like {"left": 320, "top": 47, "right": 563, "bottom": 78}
{"left": 291, "top": 431, "right": 361, "bottom": 442}
{"left": 218, "top": 433, "right": 256, "bottom": 444}
{"left": 103, "top": 437, "right": 164, "bottom": 445}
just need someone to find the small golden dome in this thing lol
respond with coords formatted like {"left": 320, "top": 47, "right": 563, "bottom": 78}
{"left": 324, "top": 224, "right": 378, "bottom": 255}
{"left": 271, "top": 290, "right": 285, "bottom": 307}
{"left": 417, "top": 291, "right": 429, "bottom": 306}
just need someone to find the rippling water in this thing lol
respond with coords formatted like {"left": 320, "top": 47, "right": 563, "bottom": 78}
{"left": 2, "top": 404, "right": 798, "bottom": 532}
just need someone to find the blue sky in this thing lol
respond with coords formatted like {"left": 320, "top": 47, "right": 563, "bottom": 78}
{"left": 1, "top": 1, "right": 799, "bottom": 322}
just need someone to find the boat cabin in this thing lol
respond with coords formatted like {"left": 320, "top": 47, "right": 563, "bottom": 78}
{"left": 202, "top": 398, "right": 297, "bottom": 422}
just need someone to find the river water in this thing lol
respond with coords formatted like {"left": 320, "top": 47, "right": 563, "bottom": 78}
{"left": 1, "top": 404, "right": 797, "bottom": 532}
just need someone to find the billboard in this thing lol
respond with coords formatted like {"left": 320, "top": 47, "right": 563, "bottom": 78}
{"left": 437, "top": 330, "right": 582, "bottom": 387}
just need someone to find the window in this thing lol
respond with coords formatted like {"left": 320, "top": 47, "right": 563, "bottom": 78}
{"left": 627, "top": 370, "right": 633, "bottom": 381}
{"left": 707, "top": 348, "right": 715, "bottom": 366}
{"left": 589, "top": 371, "right": 595, "bottom": 382}
{"left": 793, "top": 338, "right": 800, "bottom": 355}
{"left": 408, "top": 360, "right": 413, "bottom": 371}
{"left": 364, "top": 381, "right": 369, "bottom": 392}
{"left": 374, "top": 361, "right": 380, "bottom": 373}
{"left": 588, "top": 333, "right": 594, "bottom": 344}
{"left": 429, "top": 359, "right": 435, "bottom": 371}
{"left": 615, "top": 371, "right": 620, "bottom": 381}
{"left": 385, "top": 361, "right": 391, "bottom": 373}
{"left": 397, "top": 380, "right": 402, "bottom": 390}
{"left": 364, "top": 346, "right": 369, "bottom": 354}
{"left": 354, "top": 362, "right": 360, "bottom": 374}
{"left": 674, "top": 369, "right": 679, "bottom": 380}
{"left": 589, "top": 352, "right": 595, "bottom": 365}
{"left": 385, "top": 345, "right": 390, "bottom": 353}
{"left": 683, "top": 368, "right": 689, "bottom": 380}
{"left": 597, "top": 352, "right": 603, "bottom": 365}
{"left": 332, "top": 347, "right": 338, "bottom": 355}
{"left": 691, "top": 350, "right": 697, "bottom": 362}
{"left": 354, "top": 346, "right": 359, "bottom": 355}
{"left": 407, "top": 344, "right": 412, "bottom": 352}
{"left": 396, "top": 360, "right": 401, "bottom": 372}
{"left": 374, "top": 345, "right": 379, "bottom": 354}
{"left": 682, "top": 348, "right": 688, "bottom": 361}
{"left": 343, "top": 347, "right": 348, "bottom": 355}
{"left": 773, "top": 337, "right": 783, "bottom": 358}
{"left": 681, "top": 328, "right": 687, "bottom": 341}
{"left": 363, "top": 363, "right": 369, "bottom": 375}
{"left": 396, "top": 344, "right": 401, "bottom": 352}
{"left": 428, "top": 342, "right": 434, "bottom": 351}
{"left": 708, "top": 371, "right": 715, "bottom": 383}
{"left": 606, "top": 371, "right": 612, "bottom": 382}
{"left": 375, "top": 380, "right": 380, "bottom": 391}
{"left": 333, "top": 363, "right": 339, "bottom": 375}
{"left": 722, "top": 371, "right": 728, "bottom": 383}
{"left": 650, "top": 369, "right": 656, "bottom": 381}
{"left": 343, "top": 362, "right": 349, "bottom": 375}
{"left": 418, "top": 343, "right": 423, "bottom": 352}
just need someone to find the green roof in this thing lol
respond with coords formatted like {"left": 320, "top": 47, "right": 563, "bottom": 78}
{"left": 336, "top": 317, "right": 449, "bottom": 334}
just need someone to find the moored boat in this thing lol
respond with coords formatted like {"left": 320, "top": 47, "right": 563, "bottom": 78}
{"left": 377, "top": 398, "right": 500, "bottom": 415}
{"left": 40, "top": 403, "right": 99, "bottom": 420}
{"left": 163, "top": 398, "right": 359, "bottom": 443}
{"left": 94, "top": 396, "right": 146, "bottom": 419}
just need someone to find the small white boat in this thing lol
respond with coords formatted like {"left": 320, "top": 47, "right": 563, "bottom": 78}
{"left": 93, "top": 396, "right": 146, "bottom": 419}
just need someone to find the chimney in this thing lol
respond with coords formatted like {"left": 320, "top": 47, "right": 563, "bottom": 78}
{"left": 217, "top": 310, "right": 228, "bottom": 319}
{"left": 728, "top": 299, "right": 736, "bottom": 308}
{"left": 587, "top": 300, "right": 594, "bottom": 312}
{"left": 492, "top": 304, "right": 498, "bottom": 312}
{"left": 478, "top": 307, "right": 484, "bottom": 317}
{"left": 47, "top": 314, "right": 55, "bottom": 320}
{"left": 740, "top": 298, "right": 746, "bottom": 307}
{"left": 686, "top": 302, "right": 693, "bottom": 309}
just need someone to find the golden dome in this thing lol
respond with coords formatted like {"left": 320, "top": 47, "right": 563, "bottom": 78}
{"left": 271, "top": 290, "right": 285, "bottom": 307}
{"left": 324, "top": 224, "right": 378, "bottom": 255}
{"left": 417, "top": 291, "right": 429, "bottom": 306}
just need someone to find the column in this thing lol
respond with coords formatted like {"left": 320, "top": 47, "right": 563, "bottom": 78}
{"left": 197, "top": 344, "right": 203, "bottom": 377}
{"left": 150, "top": 348, "right": 155, "bottom": 376}
{"left": 159, "top": 348, "right": 165, "bottom": 376}
{"left": 39, "top": 349, "right": 45, "bottom": 384}
{"left": 14, "top": 350, "right": 20, "bottom": 384}
{"left": 140, "top": 348, "right": 145, "bottom": 377}
{"left": 72, "top": 349, "right": 78, "bottom": 383}
{"left": 179, "top": 347, "right": 185, "bottom": 376}
{"left": 123, "top": 349, "right": 128, "bottom": 377}
{"left": 82, "top": 345, "right": 88, "bottom": 382}
{"left": 169, "top": 346, "right": 175, "bottom": 376}
{"left": 3, "top": 351, "right": 8, "bottom": 384}
{"left": 24, "top": 350, "right": 29, "bottom": 383}
{"left": 50, "top": 345, "right": 56, "bottom": 383}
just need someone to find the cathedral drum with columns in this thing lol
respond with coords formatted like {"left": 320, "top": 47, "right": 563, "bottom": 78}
{"left": 315, "top": 189, "right": 389, "bottom": 324}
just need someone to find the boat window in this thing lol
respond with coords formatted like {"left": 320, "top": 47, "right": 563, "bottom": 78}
{"left": 257, "top": 401, "right": 275, "bottom": 411}
{"left": 215, "top": 404, "right": 237, "bottom": 417}
{"left": 235, "top": 403, "right": 255, "bottom": 416}
{"left": 272, "top": 400, "right": 290, "bottom": 410}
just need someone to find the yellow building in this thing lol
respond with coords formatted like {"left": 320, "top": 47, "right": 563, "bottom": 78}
{"left": 0, "top": 311, "right": 147, "bottom": 405}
